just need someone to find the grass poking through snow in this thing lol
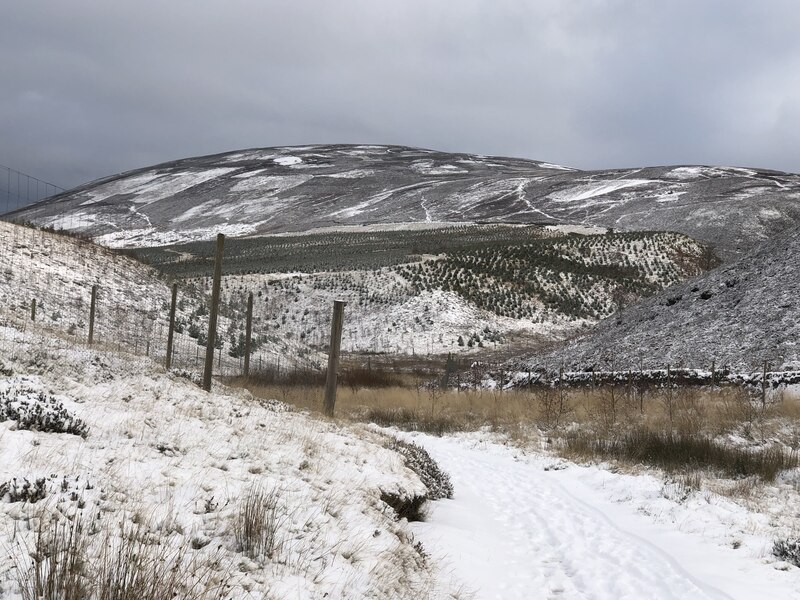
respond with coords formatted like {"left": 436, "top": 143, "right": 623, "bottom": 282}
{"left": 563, "top": 428, "right": 798, "bottom": 481}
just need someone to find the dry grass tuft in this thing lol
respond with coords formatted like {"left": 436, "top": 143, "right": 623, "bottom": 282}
{"left": 95, "top": 520, "right": 222, "bottom": 600}
{"left": 14, "top": 513, "right": 89, "bottom": 600}
{"left": 234, "top": 485, "right": 284, "bottom": 561}
{"left": 11, "top": 512, "right": 225, "bottom": 600}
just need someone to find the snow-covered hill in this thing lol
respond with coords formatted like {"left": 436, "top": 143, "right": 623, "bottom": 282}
{"left": 0, "top": 222, "right": 321, "bottom": 376}
{"left": 10, "top": 145, "right": 800, "bottom": 259}
{"left": 525, "top": 225, "right": 800, "bottom": 371}
{"left": 214, "top": 229, "right": 713, "bottom": 356}
{"left": 2, "top": 206, "right": 799, "bottom": 599}
{"left": 0, "top": 327, "right": 453, "bottom": 598}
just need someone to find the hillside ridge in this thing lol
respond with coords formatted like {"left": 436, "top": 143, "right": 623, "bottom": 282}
{"left": 525, "top": 224, "right": 800, "bottom": 371}
{"left": 9, "top": 144, "right": 800, "bottom": 259}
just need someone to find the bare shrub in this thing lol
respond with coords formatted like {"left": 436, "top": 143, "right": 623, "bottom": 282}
{"left": 673, "top": 388, "right": 706, "bottom": 435}
{"left": 234, "top": 485, "right": 283, "bottom": 560}
{"left": 585, "top": 383, "right": 619, "bottom": 431}
{"left": 534, "top": 383, "right": 572, "bottom": 431}
{"left": 716, "top": 387, "right": 765, "bottom": 438}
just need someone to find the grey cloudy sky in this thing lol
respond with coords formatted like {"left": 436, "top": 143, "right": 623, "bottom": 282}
{"left": 2, "top": 0, "right": 800, "bottom": 192}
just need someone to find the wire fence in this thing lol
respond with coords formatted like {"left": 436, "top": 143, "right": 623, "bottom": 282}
{"left": 0, "top": 223, "right": 324, "bottom": 384}
{"left": 0, "top": 164, "right": 65, "bottom": 215}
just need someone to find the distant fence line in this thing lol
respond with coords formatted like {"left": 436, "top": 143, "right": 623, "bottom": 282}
{"left": 0, "top": 225, "right": 327, "bottom": 384}
{"left": 0, "top": 164, "right": 65, "bottom": 215}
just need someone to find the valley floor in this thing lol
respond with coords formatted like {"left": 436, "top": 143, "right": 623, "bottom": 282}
{"left": 408, "top": 432, "right": 800, "bottom": 600}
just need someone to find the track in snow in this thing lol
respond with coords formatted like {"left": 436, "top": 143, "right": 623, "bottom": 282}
{"left": 410, "top": 434, "right": 798, "bottom": 600}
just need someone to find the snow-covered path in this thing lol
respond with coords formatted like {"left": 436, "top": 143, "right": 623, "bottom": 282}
{"left": 410, "top": 434, "right": 799, "bottom": 600}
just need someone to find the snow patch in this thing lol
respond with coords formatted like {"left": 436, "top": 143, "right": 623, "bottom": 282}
{"left": 548, "top": 179, "right": 655, "bottom": 203}
{"left": 273, "top": 156, "right": 303, "bottom": 166}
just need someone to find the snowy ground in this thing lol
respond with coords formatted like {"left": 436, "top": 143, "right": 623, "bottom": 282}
{"left": 0, "top": 328, "right": 451, "bottom": 599}
{"left": 407, "top": 432, "right": 800, "bottom": 600}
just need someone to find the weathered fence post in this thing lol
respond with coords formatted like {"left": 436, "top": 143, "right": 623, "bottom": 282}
{"left": 323, "top": 300, "right": 346, "bottom": 417}
{"left": 30, "top": 299, "right": 36, "bottom": 322}
{"left": 202, "top": 233, "right": 225, "bottom": 392}
{"left": 165, "top": 283, "right": 178, "bottom": 371}
{"left": 88, "top": 285, "right": 98, "bottom": 345}
{"left": 762, "top": 360, "right": 768, "bottom": 408}
{"left": 243, "top": 292, "right": 253, "bottom": 378}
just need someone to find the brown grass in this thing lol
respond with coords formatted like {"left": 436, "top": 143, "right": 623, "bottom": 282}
{"left": 11, "top": 512, "right": 226, "bottom": 600}
{"left": 236, "top": 371, "right": 800, "bottom": 490}
{"left": 233, "top": 485, "right": 284, "bottom": 561}
{"left": 14, "top": 513, "right": 88, "bottom": 600}
{"left": 239, "top": 374, "right": 800, "bottom": 439}
{"left": 562, "top": 427, "right": 797, "bottom": 481}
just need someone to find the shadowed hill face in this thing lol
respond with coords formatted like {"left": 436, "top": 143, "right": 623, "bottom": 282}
{"left": 9, "top": 144, "right": 800, "bottom": 258}
{"left": 528, "top": 225, "right": 800, "bottom": 371}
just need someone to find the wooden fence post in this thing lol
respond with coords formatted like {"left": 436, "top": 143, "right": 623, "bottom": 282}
{"left": 30, "top": 299, "right": 36, "bottom": 322}
{"left": 323, "top": 300, "right": 346, "bottom": 417}
{"left": 165, "top": 283, "right": 178, "bottom": 370}
{"left": 243, "top": 292, "right": 253, "bottom": 378}
{"left": 202, "top": 234, "right": 225, "bottom": 392}
{"left": 88, "top": 285, "right": 97, "bottom": 345}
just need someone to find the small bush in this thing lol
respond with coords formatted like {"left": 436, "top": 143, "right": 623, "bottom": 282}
{"left": 389, "top": 438, "right": 453, "bottom": 501}
{"left": 773, "top": 538, "right": 800, "bottom": 567}
{"left": 0, "top": 390, "right": 88, "bottom": 438}
{"left": 380, "top": 490, "right": 428, "bottom": 522}
{"left": 0, "top": 477, "right": 47, "bottom": 503}
{"left": 234, "top": 485, "right": 283, "bottom": 560}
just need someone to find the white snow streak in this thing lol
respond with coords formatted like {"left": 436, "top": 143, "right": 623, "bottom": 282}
{"left": 549, "top": 179, "right": 655, "bottom": 204}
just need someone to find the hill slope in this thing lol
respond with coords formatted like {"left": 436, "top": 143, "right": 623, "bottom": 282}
{"left": 0, "top": 222, "right": 321, "bottom": 375}
{"left": 10, "top": 144, "right": 800, "bottom": 258}
{"left": 173, "top": 227, "right": 714, "bottom": 357}
{"left": 526, "top": 225, "right": 800, "bottom": 371}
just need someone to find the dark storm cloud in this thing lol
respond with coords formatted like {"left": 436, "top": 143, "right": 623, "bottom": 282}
{"left": 2, "top": 0, "right": 800, "bottom": 193}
